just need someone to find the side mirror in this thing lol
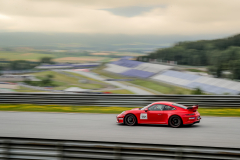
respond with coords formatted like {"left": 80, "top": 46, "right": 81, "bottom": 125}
{"left": 144, "top": 109, "right": 148, "bottom": 112}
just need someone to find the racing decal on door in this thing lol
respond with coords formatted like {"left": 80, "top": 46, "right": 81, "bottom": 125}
{"left": 140, "top": 113, "right": 148, "bottom": 119}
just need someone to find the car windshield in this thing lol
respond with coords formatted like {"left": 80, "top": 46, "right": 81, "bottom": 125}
{"left": 140, "top": 104, "right": 153, "bottom": 110}
{"left": 172, "top": 103, "right": 188, "bottom": 109}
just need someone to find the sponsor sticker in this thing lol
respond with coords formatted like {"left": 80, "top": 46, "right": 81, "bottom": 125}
{"left": 140, "top": 113, "right": 148, "bottom": 119}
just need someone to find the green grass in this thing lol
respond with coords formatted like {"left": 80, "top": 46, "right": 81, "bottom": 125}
{"left": 198, "top": 108, "right": 240, "bottom": 117}
{"left": 32, "top": 71, "right": 104, "bottom": 90}
{"left": 65, "top": 71, "right": 110, "bottom": 86}
{"left": 92, "top": 67, "right": 192, "bottom": 94}
{"left": 28, "top": 71, "right": 132, "bottom": 94}
{"left": 0, "top": 51, "right": 117, "bottom": 62}
{"left": 14, "top": 86, "right": 45, "bottom": 92}
{"left": 0, "top": 104, "right": 132, "bottom": 114}
{"left": 103, "top": 89, "right": 134, "bottom": 94}
{"left": 21, "top": 71, "right": 133, "bottom": 94}
{"left": 0, "top": 52, "right": 54, "bottom": 61}
{"left": 92, "top": 66, "right": 125, "bottom": 79}
{"left": 63, "top": 72, "right": 139, "bottom": 94}
{"left": 0, "top": 104, "right": 240, "bottom": 116}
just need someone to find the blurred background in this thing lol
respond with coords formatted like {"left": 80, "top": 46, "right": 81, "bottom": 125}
{"left": 0, "top": 0, "right": 240, "bottom": 159}
{"left": 0, "top": 0, "right": 240, "bottom": 95}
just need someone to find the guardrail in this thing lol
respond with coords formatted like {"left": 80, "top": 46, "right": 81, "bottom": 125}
{"left": 0, "top": 137, "right": 239, "bottom": 160}
{"left": 1, "top": 93, "right": 240, "bottom": 107}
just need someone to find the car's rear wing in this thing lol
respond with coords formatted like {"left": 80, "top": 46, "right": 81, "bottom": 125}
{"left": 187, "top": 104, "right": 199, "bottom": 112}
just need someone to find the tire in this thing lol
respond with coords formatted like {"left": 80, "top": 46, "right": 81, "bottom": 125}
{"left": 124, "top": 114, "right": 137, "bottom": 126}
{"left": 169, "top": 115, "right": 182, "bottom": 128}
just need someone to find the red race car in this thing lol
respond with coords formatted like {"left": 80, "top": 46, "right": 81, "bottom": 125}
{"left": 116, "top": 101, "right": 201, "bottom": 128}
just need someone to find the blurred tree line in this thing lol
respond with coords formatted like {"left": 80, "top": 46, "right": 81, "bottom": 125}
{"left": 137, "top": 34, "right": 240, "bottom": 79}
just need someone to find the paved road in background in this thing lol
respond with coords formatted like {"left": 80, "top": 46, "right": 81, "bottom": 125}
{"left": 66, "top": 70, "right": 153, "bottom": 95}
{"left": 1, "top": 111, "right": 239, "bottom": 148}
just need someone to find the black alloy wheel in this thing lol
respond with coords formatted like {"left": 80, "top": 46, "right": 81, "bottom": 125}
{"left": 169, "top": 116, "right": 182, "bottom": 128}
{"left": 125, "top": 114, "right": 137, "bottom": 126}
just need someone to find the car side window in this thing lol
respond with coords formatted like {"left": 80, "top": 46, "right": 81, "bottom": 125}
{"left": 148, "top": 104, "right": 165, "bottom": 111}
{"left": 163, "top": 105, "right": 175, "bottom": 111}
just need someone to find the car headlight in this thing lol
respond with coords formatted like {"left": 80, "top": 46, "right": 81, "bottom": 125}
{"left": 121, "top": 111, "right": 125, "bottom": 114}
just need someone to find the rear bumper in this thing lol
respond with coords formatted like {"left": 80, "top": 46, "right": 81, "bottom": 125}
{"left": 183, "top": 116, "right": 201, "bottom": 125}
{"left": 193, "top": 120, "right": 200, "bottom": 124}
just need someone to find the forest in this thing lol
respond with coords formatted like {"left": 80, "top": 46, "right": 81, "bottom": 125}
{"left": 137, "top": 34, "right": 240, "bottom": 79}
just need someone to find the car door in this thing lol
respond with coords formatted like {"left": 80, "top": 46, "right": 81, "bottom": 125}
{"left": 147, "top": 104, "right": 165, "bottom": 124}
{"left": 161, "top": 105, "right": 176, "bottom": 124}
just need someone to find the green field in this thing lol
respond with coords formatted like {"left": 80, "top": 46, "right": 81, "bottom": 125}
{"left": 32, "top": 71, "right": 104, "bottom": 90}
{"left": 0, "top": 51, "right": 123, "bottom": 62}
{"left": 17, "top": 71, "right": 135, "bottom": 94}
{"left": 92, "top": 67, "right": 192, "bottom": 94}
{"left": 15, "top": 86, "right": 45, "bottom": 92}
{"left": 0, "top": 104, "right": 239, "bottom": 117}
{"left": 65, "top": 71, "right": 110, "bottom": 85}
{"left": 0, "top": 52, "right": 54, "bottom": 61}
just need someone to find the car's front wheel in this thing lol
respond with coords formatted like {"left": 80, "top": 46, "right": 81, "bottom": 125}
{"left": 124, "top": 114, "right": 137, "bottom": 126}
{"left": 169, "top": 116, "right": 182, "bottom": 128}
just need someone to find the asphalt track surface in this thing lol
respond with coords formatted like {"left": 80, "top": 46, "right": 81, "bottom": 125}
{"left": 0, "top": 111, "right": 239, "bottom": 148}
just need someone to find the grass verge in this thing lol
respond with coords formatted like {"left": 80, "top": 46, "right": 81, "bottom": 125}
{"left": 102, "top": 89, "right": 134, "bottom": 94}
{"left": 0, "top": 104, "right": 240, "bottom": 116}
{"left": 0, "top": 104, "right": 132, "bottom": 114}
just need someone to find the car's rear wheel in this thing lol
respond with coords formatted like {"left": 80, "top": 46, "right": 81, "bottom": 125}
{"left": 169, "top": 116, "right": 182, "bottom": 128}
{"left": 124, "top": 114, "right": 137, "bottom": 126}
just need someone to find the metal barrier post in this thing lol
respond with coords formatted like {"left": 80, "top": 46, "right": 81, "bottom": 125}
{"left": 3, "top": 140, "right": 10, "bottom": 160}
{"left": 175, "top": 148, "right": 183, "bottom": 160}
{"left": 57, "top": 143, "right": 64, "bottom": 160}
{"left": 114, "top": 146, "right": 121, "bottom": 160}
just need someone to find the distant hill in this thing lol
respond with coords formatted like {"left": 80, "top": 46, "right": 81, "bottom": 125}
{"left": 137, "top": 34, "right": 240, "bottom": 79}
{"left": 0, "top": 32, "right": 229, "bottom": 52}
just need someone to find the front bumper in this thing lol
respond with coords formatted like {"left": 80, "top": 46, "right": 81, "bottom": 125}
{"left": 116, "top": 114, "right": 124, "bottom": 123}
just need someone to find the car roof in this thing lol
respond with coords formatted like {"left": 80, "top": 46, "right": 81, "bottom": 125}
{"left": 152, "top": 101, "right": 174, "bottom": 106}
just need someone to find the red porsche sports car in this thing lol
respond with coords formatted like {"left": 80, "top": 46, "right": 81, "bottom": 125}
{"left": 116, "top": 101, "right": 201, "bottom": 128}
